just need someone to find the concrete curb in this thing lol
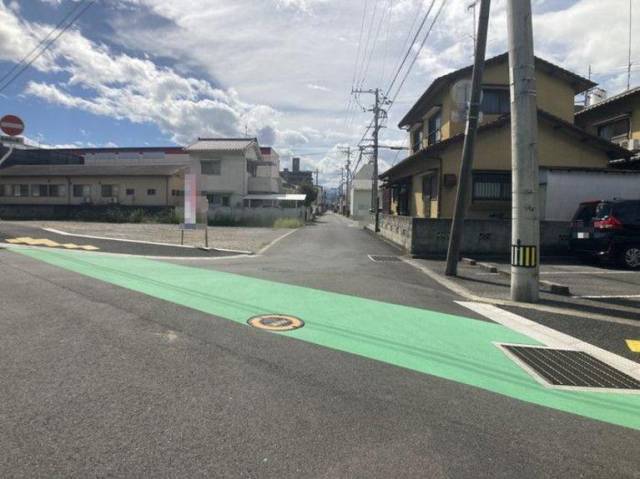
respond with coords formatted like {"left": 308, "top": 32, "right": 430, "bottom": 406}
{"left": 463, "top": 257, "right": 572, "bottom": 296}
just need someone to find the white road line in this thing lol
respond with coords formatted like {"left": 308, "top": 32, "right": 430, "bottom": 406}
{"left": 42, "top": 227, "right": 252, "bottom": 254}
{"left": 399, "top": 257, "right": 640, "bottom": 328}
{"left": 541, "top": 271, "right": 638, "bottom": 275}
{"left": 257, "top": 228, "right": 300, "bottom": 255}
{"left": 456, "top": 301, "right": 640, "bottom": 380}
{"left": 0, "top": 242, "right": 252, "bottom": 261}
{"left": 575, "top": 294, "right": 640, "bottom": 299}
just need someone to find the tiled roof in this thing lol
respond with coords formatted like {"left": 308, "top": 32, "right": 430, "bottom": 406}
{"left": 382, "top": 110, "right": 632, "bottom": 180}
{"left": 0, "top": 164, "right": 186, "bottom": 177}
{"left": 398, "top": 53, "right": 596, "bottom": 128}
{"left": 186, "top": 138, "right": 258, "bottom": 152}
{"left": 55, "top": 146, "right": 186, "bottom": 155}
{"left": 575, "top": 86, "right": 640, "bottom": 115}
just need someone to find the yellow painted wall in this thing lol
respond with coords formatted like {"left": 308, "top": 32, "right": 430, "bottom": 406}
{"left": 409, "top": 59, "right": 579, "bottom": 148}
{"left": 575, "top": 93, "right": 640, "bottom": 141}
{"left": 393, "top": 118, "right": 612, "bottom": 220}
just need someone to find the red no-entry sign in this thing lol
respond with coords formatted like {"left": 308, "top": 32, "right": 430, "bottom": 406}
{"left": 0, "top": 115, "right": 25, "bottom": 137}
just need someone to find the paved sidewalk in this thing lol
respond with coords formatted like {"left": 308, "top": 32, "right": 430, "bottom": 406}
{"left": 408, "top": 257, "right": 640, "bottom": 363}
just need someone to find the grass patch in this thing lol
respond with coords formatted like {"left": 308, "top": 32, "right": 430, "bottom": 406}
{"left": 273, "top": 218, "right": 304, "bottom": 228}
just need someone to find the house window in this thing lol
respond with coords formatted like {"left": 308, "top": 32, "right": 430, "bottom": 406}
{"left": 472, "top": 172, "right": 511, "bottom": 201}
{"left": 0, "top": 184, "right": 5, "bottom": 196}
{"left": 171, "top": 189, "right": 184, "bottom": 197}
{"left": 73, "top": 185, "right": 91, "bottom": 197}
{"left": 101, "top": 184, "right": 118, "bottom": 197}
{"left": 48, "top": 185, "right": 63, "bottom": 197}
{"left": 597, "top": 117, "right": 630, "bottom": 141}
{"left": 201, "top": 160, "right": 221, "bottom": 175}
{"left": 422, "top": 173, "right": 438, "bottom": 201}
{"left": 207, "top": 193, "right": 230, "bottom": 206}
{"left": 411, "top": 128, "right": 423, "bottom": 152}
{"left": 427, "top": 113, "right": 442, "bottom": 145}
{"left": 247, "top": 163, "right": 257, "bottom": 177}
{"left": 13, "top": 184, "right": 29, "bottom": 197}
{"left": 126, "top": 188, "right": 135, "bottom": 196}
{"left": 147, "top": 188, "right": 156, "bottom": 196}
{"left": 32, "top": 184, "right": 49, "bottom": 197}
{"left": 481, "top": 88, "right": 510, "bottom": 115}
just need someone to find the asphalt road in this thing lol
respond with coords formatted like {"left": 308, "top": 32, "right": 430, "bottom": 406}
{"left": 1, "top": 213, "right": 639, "bottom": 478}
{"left": 0, "top": 221, "right": 239, "bottom": 257}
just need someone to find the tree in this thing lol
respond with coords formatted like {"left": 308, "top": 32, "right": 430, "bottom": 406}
{"left": 297, "top": 183, "right": 317, "bottom": 207}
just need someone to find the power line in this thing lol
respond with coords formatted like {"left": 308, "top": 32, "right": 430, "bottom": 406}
{"left": 351, "top": 0, "right": 370, "bottom": 91}
{"left": 378, "top": 0, "right": 394, "bottom": 88}
{"left": 388, "top": 0, "right": 449, "bottom": 109}
{"left": 0, "top": 1, "right": 86, "bottom": 87}
{"left": 0, "top": 0, "right": 96, "bottom": 93}
{"left": 344, "top": 0, "right": 370, "bottom": 128}
{"left": 384, "top": 0, "right": 438, "bottom": 98}
{"left": 353, "top": 0, "right": 381, "bottom": 90}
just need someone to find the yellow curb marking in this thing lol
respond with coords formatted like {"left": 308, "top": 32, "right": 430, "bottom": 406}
{"left": 626, "top": 340, "right": 640, "bottom": 353}
{"left": 6, "top": 238, "right": 99, "bottom": 251}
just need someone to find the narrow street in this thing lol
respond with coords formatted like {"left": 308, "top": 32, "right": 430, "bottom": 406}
{"left": 1, "top": 214, "right": 638, "bottom": 478}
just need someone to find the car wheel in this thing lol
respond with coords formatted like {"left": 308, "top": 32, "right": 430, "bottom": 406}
{"left": 621, "top": 246, "right": 640, "bottom": 269}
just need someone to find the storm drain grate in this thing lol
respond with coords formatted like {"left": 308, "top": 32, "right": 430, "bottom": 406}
{"left": 501, "top": 345, "right": 640, "bottom": 391}
{"left": 368, "top": 255, "right": 401, "bottom": 262}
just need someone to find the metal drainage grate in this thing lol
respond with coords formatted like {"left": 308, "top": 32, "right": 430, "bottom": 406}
{"left": 247, "top": 314, "right": 304, "bottom": 332}
{"left": 368, "top": 255, "right": 401, "bottom": 263}
{"left": 500, "top": 344, "right": 640, "bottom": 391}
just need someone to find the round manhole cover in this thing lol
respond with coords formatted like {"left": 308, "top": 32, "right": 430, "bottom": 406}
{"left": 247, "top": 314, "right": 304, "bottom": 331}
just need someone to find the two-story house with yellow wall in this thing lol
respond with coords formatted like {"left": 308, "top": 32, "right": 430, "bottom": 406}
{"left": 575, "top": 86, "right": 640, "bottom": 168}
{"left": 380, "top": 53, "right": 631, "bottom": 220}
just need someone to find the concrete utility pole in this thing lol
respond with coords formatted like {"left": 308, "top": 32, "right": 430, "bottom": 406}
{"left": 340, "top": 166, "right": 345, "bottom": 214}
{"left": 372, "top": 88, "right": 380, "bottom": 232}
{"left": 339, "top": 146, "right": 352, "bottom": 216}
{"left": 507, "top": 0, "right": 540, "bottom": 302}
{"left": 445, "top": 0, "right": 491, "bottom": 277}
{"left": 352, "top": 87, "right": 387, "bottom": 232}
{"left": 468, "top": 1, "right": 478, "bottom": 52}
{"left": 628, "top": 0, "right": 633, "bottom": 90}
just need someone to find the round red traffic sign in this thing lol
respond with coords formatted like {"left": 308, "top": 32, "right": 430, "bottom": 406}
{"left": 0, "top": 115, "right": 25, "bottom": 137}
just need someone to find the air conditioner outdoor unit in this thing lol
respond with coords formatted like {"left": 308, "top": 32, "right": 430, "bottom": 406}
{"left": 109, "top": 197, "right": 118, "bottom": 204}
{"left": 83, "top": 197, "right": 91, "bottom": 204}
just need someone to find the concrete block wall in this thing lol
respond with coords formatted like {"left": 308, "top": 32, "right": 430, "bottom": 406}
{"left": 378, "top": 214, "right": 413, "bottom": 251}
{"left": 378, "top": 214, "right": 570, "bottom": 257}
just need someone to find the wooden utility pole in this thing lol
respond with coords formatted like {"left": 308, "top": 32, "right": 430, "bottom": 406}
{"left": 445, "top": 0, "right": 491, "bottom": 276}
{"left": 507, "top": 0, "right": 540, "bottom": 302}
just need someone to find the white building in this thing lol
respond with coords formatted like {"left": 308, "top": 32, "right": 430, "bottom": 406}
{"left": 185, "top": 138, "right": 281, "bottom": 208}
{"left": 58, "top": 138, "right": 285, "bottom": 212}
{"left": 349, "top": 162, "right": 375, "bottom": 219}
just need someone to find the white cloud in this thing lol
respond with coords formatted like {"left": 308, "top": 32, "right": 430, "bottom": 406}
{"left": 307, "top": 83, "right": 331, "bottom": 92}
{"left": 4, "top": 0, "right": 639, "bottom": 186}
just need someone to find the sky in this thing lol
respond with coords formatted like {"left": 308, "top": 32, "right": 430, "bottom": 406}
{"left": 0, "top": 0, "right": 638, "bottom": 186}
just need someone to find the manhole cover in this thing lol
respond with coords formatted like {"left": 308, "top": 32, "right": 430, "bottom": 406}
{"left": 247, "top": 314, "right": 304, "bottom": 332}
{"left": 368, "top": 255, "right": 401, "bottom": 262}
{"left": 500, "top": 344, "right": 640, "bottom": 391}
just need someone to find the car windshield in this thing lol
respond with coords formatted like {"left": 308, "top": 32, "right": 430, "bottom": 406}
{"left": 594, "top": 202, "right": 613, "bottom": 219}
{"left": 572, "top": 203, "right": 598, "bottom": 223}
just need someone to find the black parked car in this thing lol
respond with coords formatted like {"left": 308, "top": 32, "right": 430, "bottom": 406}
{"left": 569, "top": 199, "right": 640, "bottom": 269}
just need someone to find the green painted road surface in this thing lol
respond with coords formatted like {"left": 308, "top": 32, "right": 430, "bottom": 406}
{"left": 16, "top": 247, "right": 640, "bottom": 431}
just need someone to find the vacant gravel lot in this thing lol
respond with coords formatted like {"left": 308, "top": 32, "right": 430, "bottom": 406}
{"left": 14, "top": 221, "right": 292, "bottom": 253}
